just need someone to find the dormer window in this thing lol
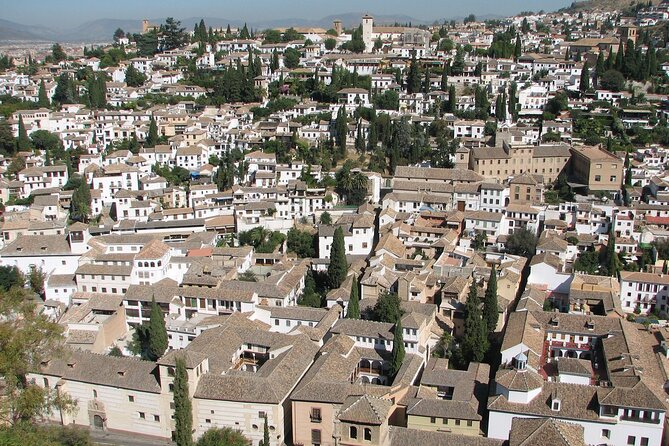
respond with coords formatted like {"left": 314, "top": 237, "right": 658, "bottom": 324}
{"left": 549, "top": 315, "right": 559, "bottom": 327}
{"left": 585, "top": 319, "right": 595, "bottom": 330}
{"left": 552, "top": 399, "right": 561, "bottom": 411}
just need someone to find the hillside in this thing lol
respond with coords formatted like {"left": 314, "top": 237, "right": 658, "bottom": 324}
{"left": 562, "top": 0, "right": 659, "bottom": 12}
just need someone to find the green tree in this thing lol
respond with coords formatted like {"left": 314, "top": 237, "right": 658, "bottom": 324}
{"left": 70, "top": 179, "right": 91, "bottom": 223}
{"left": 147, "top": 297, "right": 168, "bottom": 361}
{"left": 286, "top": 227, "right": 316, "bottom": 258}
{"left": 284, "top": 47, "right": 301, "bottom": 69}
{"left": 113, "top": 28, "right": 126, "bottom": 43}
{"left": 599, "top": 69, "right": 625, "bottom": 92}
{"left": 604, "top": 229, "right": 620, "bottom": 277}
{"left": 347, "top": 276, "right": 360, "bottom": 319}
{"left": 483, "top": 265, "right": 498, "bottom": 333}
{"left": 27, "top": 266, "right": 45, "bottom": 297}
{"left": 37, "top": 80, "right": 49, "bottom": 107}
{"left": 145, "top": 118, "right": 159, "bottom": 148}
{"left": 334, "top": 106, "right": 348, "bottom": 159}
{"left": 0, "top": 119, "right": 15, "bottom": 155}
{"left": 324, "top": 38, "right": 337, "bottom": 50}
{"left": 506, "top": 228, "right": 537, "bottom": 257}
{"left": 51, "top": 43, "right": 67, "bottom": 62}
{"left": 125, "top": 64, "right": 147, "bottom": 87}
{"left": 260, "top": 415, "right": 269, "bottom": 446}
{"left": 0, "top": 287, "right": 77, "bottom": 426}
{"left": 574, "top": 250, "right": 599, "bottom": 274}
{"left": 173, "top": 357, "right": 193, "bottom": 446}
{"left": 0, "top": 266, "right": 24, "bottom": 291}
{"left": 196, "top": 428, "right": 249, "bottom": 446}
{"left": 373, "top": 291, "right": 403, "bottom": 323}
{"left": 406, "top": 51, "right": 421, "bottom": 94}
{"left": 320, "top": 211, "right": 332, "bottom": 225}
{"left": 17, "top": 116, "right": 30, "bottom": 152}
{"left": 514, "top": 34, "right": 522, "bottom": 60}
{"left": 161, "top": 18, "right": 188, "bottom": 51}
{"left": 461, "top": 282, "right": 489, "bottom": 365}
{"left": 53, "top": 73, "right": 77, "bottom": 104}
{"left": 579, "top": 61, "right": 590, "bottom": 92}
{"left": 390, "top": 319, "right": 405, "bottom": 376}
{"left": 447, "top": 85, "right": 456, "bottom": 112}
{"left": 327, "top": 226, "right": 347, "bottom": 289}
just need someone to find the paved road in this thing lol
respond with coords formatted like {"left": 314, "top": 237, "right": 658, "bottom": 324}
{"left": 89, "top": 429, "right": 174, "bottom": 446}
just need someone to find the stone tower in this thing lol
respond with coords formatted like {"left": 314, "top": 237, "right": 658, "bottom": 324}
{"left": 333, "top": 19, "right": 343, "bottom": 36}
{"left": 362, "top": 14, "right": 374, "bottom": 53}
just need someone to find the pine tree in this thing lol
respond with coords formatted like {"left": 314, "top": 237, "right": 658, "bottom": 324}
{"left": 17, "top": 116, "right": 30, "bottom": 151}
{"left": 37, "top": 80, "right": 49, "bottom": 107}
{"left": 146, "top": 118, "right": 158, "bottom": 148}
{"left": 173, "top": 357, "right": 193, "bottom": 446}
{"left": 461, "top": 281, "right": 489, "bottom": 365}
{"left": 347, "top": 275, "right": 360, "bottom": 319}
{"left": 390, "top": 319, "right": 405, "bottom": 376}
{"left": 327, "top": 226, "right": 348, "bottom": 289}
{"left": 483, "top": 265, "right": 498, "bottom": 333}
{"left": 579, "top": 61, "right": 590, "bottom": 92}
{"left": 147, "top": 296, "right": 168, "bottom": 361}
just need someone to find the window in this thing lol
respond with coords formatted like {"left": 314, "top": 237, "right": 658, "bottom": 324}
{"left": 311, "top": 429, "right": 321, "bottom": 445}
{"left": 595, "top": 175, "right": 601, "bottom": 182}
{"left": 430, "top": 417, "right": 436, "bottom": 424}
{"left": 128, "top": 395, "right": 134, "bottom": 402}
{"left": 364, "top": 428, "right": 372, "bottom": 441}
{"left": 628, "top": 436, "right": 636, "bottom": 445}
{"left": 350, "top": 426, "right": 357, "bottom": 439}
{"left": 610, "top": 175, "right": 617, "bottom": 182}
{"left": 258, "top": 411, "right": 266, "bottom": 419}
{"left": 641, "top": 438, "right": 649, "bottom": 446}
{"left": 455, "top": 419, "right": 461, "bottom": 426}
{"left": 92, "top": 389, "right": 97, "bottom": 398}
{"left": 139, "top": 412, "right": 145, "bottom": 419}
{"left": 602, "top": 429, "right": 610, "bottom": 439}
{"left": 310, "top": 408, "right": 321, "bottom": 423}
{"left": 154, "top": 415, "right": 160, "bottom": 422}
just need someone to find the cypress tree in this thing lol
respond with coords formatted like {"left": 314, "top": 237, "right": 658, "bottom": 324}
{"left": 483, "top": 265, "right": 499, "bottom": 333}
{"left": 440, "top": 66, "right": 448, "bottom": 91}
{"left": 422, "top": 65, "right": 430, "bottom": 94}
{"left": 605, "top": 229, "right": 620, "bottom": 277}
{"left": 595, "top": 51, "right": 605, "bottom": 82}
{"left": 37, "top": 80, "right": 49, "bottom": 107}
{"left": 173, "top": 357, "right": 193, "bottom": 446}
{"left": 390, "top": 319, "right": 405, "bottom": 376}
{"left": 367, "top": 110, "right": 378, "bottom": 152}
{"left": 261, "top": 414, "right": 270, "bottom": 446}
{"left": 147, "top": 296, "right": 168, "bottom": 361}
{"left": 615, "top": 42, "right": 624, "bottom": 71}
{"left": 347, "top": 275, "right": 360, "bottom": 319}
{"left": 146, "top": 118, "right": 158, "bottom": 148}
{"left": 461, "top": 281, "right": 489, "bottom": 364}
{"left": 407, "top": 50, "right": 421, "bottom": 94}
{"left": 270, "top": 49, "right": 279, "bottom": 72}
{"left": 447, "top": 85, "right": 456, "bottom": 112}
{"left": 327, "top": 226, "right": 347, "bottom": 289}
{"left": 335, "top": 106, "right": 347, "bottom": 158}
{"left": 579, "top": 61, "right": 590, "bottom": 92}
{"left": 17, "top": 116, "right": 30, "bottom": 151}
{"left": 514, "top": 35, "right": 522, "bottom": 60}
{"left": 606, "top": 49, "right": 615, "bottom": 71}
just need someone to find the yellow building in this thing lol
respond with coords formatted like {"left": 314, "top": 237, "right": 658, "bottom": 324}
{"left": 570, "top": 145, "right": 623, "bottom": 192}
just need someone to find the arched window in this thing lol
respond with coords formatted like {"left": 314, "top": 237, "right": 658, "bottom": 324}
{"left": 150, "top": 262, "right": 155, "bottom": 268}
{"left": 349, "top": 426, "right": 357, "bottom": 439}
{"left": 157, "top": 261, "right": 161, "bottom": 267}
{"left": 364, "top": 428, "right": 372, "bottom": 441}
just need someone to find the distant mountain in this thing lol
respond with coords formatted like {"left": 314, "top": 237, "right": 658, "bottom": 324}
{"left": 0, "top": 11, "right": 506, "bottom": 43}
{"left": 56, "top": 19, "right": 143, "bottom": 43}
{"left": 0, "top": 18, "right": 58, "bottom": 41}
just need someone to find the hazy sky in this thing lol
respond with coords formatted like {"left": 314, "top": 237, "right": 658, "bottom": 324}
{"left": 5, "top": 0, "right": 574, "bottom": 28}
